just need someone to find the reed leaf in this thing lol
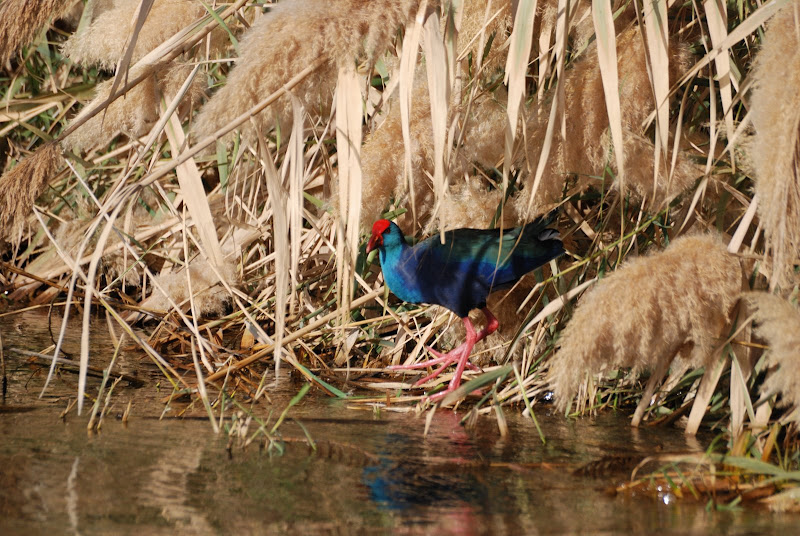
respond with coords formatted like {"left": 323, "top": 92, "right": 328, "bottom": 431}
{"left": 335, "top": 64, "right": 364, "bottom": 326}
{"left": 592, "top": 0, "right": 625, "bottom": 188}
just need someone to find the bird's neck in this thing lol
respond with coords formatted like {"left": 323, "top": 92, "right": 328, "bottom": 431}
{"left": 379, "top": 240, "right": 408, "bottom": 268}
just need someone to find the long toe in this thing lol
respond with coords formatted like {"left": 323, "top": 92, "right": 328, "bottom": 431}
{"left": 412, "top": 363, "right": 450, "bottom": 386}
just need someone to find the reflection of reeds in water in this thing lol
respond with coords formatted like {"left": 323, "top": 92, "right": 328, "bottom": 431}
{"left": 746, "top": 292, "right": 800, "bottom": 423}
{"left": 549, "top": 234, "right": 741, "bottom": 415}
{"left": 749, "top": 4, "right": 800, "bottom": 288}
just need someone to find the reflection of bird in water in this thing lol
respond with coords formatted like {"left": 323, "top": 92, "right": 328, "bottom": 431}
{"left": 362, "top": 437, "right": 488, "bottom": 510}
{"left": 361, "top": 412, "right": 489, "bottom": 536}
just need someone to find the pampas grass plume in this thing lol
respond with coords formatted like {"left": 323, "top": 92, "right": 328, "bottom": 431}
{"left": 63, "top": 64, "right": 204, "bottom": 151}
{"left": 746, "top": 292, "right": 800, "bottom": 423}
{"left": 0, "top": 0, "right": 73, "bottom": 65}
{"left": 148, "top": 259, "right": 237, "bottom": 316}
{"left": 193, "top": 0, "right": 419, "bottom": 142}
{"left": 549, "top": 233, "right": 741, "bottom": 411}
{"left": 62, "top": 0, "right": 207, "bottom": 69}
{"left": 0, "top": 142, "right": 63, "bottom": 238}
{"left": 749, "top": 4, "right": 800, "bottom": 287}
{"left": 513, "top": 26, "right": 694, "bottom": 218}
{"left": 360, "top": 77, "right": 435, "bottom": 230}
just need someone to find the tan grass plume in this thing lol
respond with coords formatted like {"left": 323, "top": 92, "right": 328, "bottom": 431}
{"left": 62, "top": 0, "right": 207, "bottom": 69}
{"left": 0, "top": 142, "right": 63, "bottom": 239}
{"left": 62, "top": 63, "right": 204, "bottom": 152}
{"left": 458, "top": 0, "right": 512, "bottom": 73}
{"left": 749, "top": 3, "right": 800, "bottom": 288}
{"left": 146, "top": 258, "right": 237, "bottom": 317}
{"left": 359, "top": 81, "right": 519, "bottom": 233}
{"left": 359, "top": 76, "right": 435, "bottom": 231}
{"left": 549, "top": 233, "right": 741, "bottom": 412}
{"left": 512, "top": 26, "right": 696, "bottom": 217}
{"left": 0, "top": 0, "right": 73, "bottom": 66}
{"left": 192, "top": 0, "right": 420, "bottom": 142}
{"left": 746, "top": 292, "right": 800, "bottom": 423}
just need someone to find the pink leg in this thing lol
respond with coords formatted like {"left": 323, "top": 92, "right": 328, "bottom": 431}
{"left": 388, "top": 308, "right": 500, "bottom": 393}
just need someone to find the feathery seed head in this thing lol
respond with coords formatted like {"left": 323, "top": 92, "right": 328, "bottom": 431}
{"left": 746, "top": 292, "right": 800, "bottom": 423}
{"left": 192, "top": 0, "right": 420, "bottom": 143}
{"left": 0, "top": 142, "right": 64, "bottom": 239}
{"left": 62, "top": 0, "right": 208, "bottom": 70}
{"left": 749, "top": 3, "right": 800, "bottom": 287}
{"left": 0, "top": 0, "right": 74, "bottom": 66}
{"left": 549, "top": 233, "right": 742, "bottom": 412}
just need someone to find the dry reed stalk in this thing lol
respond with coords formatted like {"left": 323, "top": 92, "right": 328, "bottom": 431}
{"left": 0, "top": 142, "right": 63, "bottom": 238}
{"left": 749, "top": 2, "right": 800, "bottom": 288}
{"left": 0, "top": 0, "right": 73, "bottom": 66}
{"left": 192, "top": 0, "right": 420, "bottom": 143}
{"left": 746, "top": 292, "right": 800, "bottom": 424}
{"left": 335, "top": 64, "right": 364, "bottom": 331}
{"left": 549, "top": 233, "right": 742, "bottom": 417}
{"left": 62, "top": 0, "right": 208, "bottom": 69}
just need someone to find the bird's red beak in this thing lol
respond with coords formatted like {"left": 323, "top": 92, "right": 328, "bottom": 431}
{"left": 366, "top": 233, "right": 382, "bottom": 254}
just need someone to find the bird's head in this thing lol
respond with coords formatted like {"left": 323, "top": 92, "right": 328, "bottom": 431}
{"left": 366, "top": 219, "right": 401, "bottom": 253}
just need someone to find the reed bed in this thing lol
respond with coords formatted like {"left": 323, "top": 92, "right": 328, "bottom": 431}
{"left": 2, "top": 0, "right": 800, "bottom": 507}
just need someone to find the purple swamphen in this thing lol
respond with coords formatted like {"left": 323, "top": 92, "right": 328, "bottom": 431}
{"left": 366, "top": 214, "right": 564, "bottom": 400}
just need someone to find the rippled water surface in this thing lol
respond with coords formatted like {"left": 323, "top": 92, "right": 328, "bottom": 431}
{"left": 1, "top": 311, "right": 796, "bottom": 534}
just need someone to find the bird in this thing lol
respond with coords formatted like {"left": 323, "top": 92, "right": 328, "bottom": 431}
{"left": 365, "top": 213, "right": 565, "bottom": 400}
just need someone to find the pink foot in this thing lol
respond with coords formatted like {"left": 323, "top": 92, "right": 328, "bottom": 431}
{"left": 387, "top": 344, "right": 481, "bottom": 386}
{"left": 387, "top": 308, "right": 500, "bottom": 400}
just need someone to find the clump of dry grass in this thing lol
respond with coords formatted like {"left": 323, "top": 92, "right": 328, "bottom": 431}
{"left": 192, "top": 0, "right": 419, "bottom": 142}
{"left": 512, "top": 26, "right": 696, "bottom": 218}
{"left": 52, "top": 191, "right": 164, "bottom": 289}
{"left": 549, "top": 233, "right": 741, "bottom": 413}
{"left": 0, "top": 142, "right": 63, "bottom": 238}
{"left": 0, "top": 0, "right": 73, "bottom": 66}
{"left": 62, "top": 0, "right": 207, "bottom": 69}
{"left": 746, "top": 292, "right": 800, "bottom": 423}
{"left": 458, "top": 0, "right": 512, "bottom": 72}
{"left": 359, "top": 76, "right": 435, "bottom": 231}
{"left": 146, "top": 258, "right": 237, "bottom": 316}
{"left": 749, "top": 3, "right": 800, "bottom": 288}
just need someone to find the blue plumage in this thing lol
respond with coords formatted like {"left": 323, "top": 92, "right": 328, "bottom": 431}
{"left": 367, "top": 217, "right": 564, "bottom": 317}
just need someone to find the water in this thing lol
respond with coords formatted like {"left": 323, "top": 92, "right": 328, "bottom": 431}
{"left": 1, "top": 311, "right": 796, "bottom": 534}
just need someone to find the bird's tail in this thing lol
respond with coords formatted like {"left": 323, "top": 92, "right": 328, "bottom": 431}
{"left": 538, "top": 228, "right": 561, "bottom": 242}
